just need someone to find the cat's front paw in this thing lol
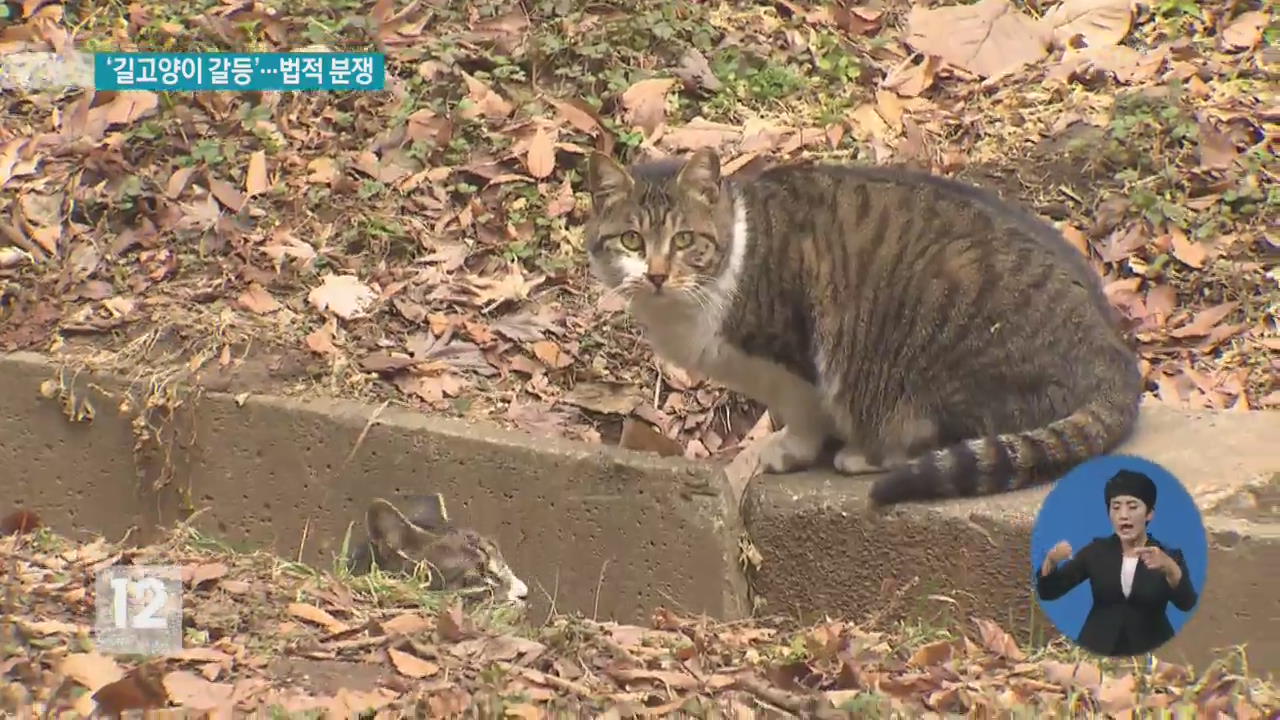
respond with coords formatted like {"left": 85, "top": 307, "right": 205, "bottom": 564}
{"left": 832, "top": 446, "right": 885, "bottom": 476}
{"left": 757, "top": 428, "right": 824, "bottom": 473}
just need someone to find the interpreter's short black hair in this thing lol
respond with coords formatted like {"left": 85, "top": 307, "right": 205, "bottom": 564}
{"left": 1104, "top": 469, "right": 1157, "bottom": 511}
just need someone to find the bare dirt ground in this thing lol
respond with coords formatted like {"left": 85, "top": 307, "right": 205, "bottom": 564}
{"left": 3, "top": 523, "right": 1277, "bottom": 717}
{"left": 1, "top": 0, "right": 1278, "bottom": 716}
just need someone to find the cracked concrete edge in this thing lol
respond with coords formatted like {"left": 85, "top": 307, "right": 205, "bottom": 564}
{"left": 0, "top": 350, "right": 751, "bottom": 623}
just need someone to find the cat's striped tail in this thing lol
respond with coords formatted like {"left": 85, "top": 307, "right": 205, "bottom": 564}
{"left": 868, "top": 386, "right": 1141, "bottom": 506}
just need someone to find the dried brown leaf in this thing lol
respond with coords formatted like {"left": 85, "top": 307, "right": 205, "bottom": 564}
{"left": 184, "top": 561, "right": 230, "bottom": 588}
{"left": 546, "top": 177, "right": 577, "bottom": 217}
{"left": 236, "top": 284, "right": 281, "bottom": 315}
{"left": 1050, "top": 45, "right": 1167, "bottom": 84}
{"left": 61, "top": 652, "right": 124, "bottom": 692}
{"left": 1099, "top": 673, "right": 1136, "bottom": 713}
{"left": 905, "top": 0, "right": 1051, "bottom": 78}
{"left": 1220, "top": 11, "right": 1269, "bottom": 51}
{"left": 381, "top": 612, "right": 433, "bottom": 636}
{"left": 972, "top": 617, "right": 1025, "bottom": 660}
{"left": 465, "top": 263, "right": 543, "bottom": 306}
{"left": 167, "top": 648, "right": 233, "bottom": 664}
{"left": 0, "top": 138, "right": 40, "bottom": 188}
{"left": 880, "top": 54, "right": 940, "bottom": 97}
{"left": 1169, "top": 230, "right": 1209, "bottom": 269}
{"left": 546, "top": 97, "right": 604, "bottom": 137}
{"left": 459, "top": 72, "right": 514, "bottom": 121}
{"left": 63, "top": 652, "right": 127, "bottom": 712}
{"left": 359, "top": 352, "right": 417, "bottom": 374}
{"left": 674, "top": 48, "right": 722, "bottom": 91}
{"left": 1044, "top": 0, "right": 1132, "bottom": 47}
{"left": 908, "top": 639, "right": 955, "bottom": 667}
{"left": 1145, "top": 284, "right": 1177, "bottom": 325}
{"left": 526, "top": 127, "right": 557, "bottom": 179}
{"left": 1198, "top": 121, "right": 1238, "bottom": 170}
{"left": 619, "top": 418, "right": 684, "bottom": 457}
{"left": 1043, "top": 660, "right": 1102, "bottom": 690}
{"left": 387, "top": 648, "right": 440, "bottom": 679}
{"left": 562, "top": 381, "right": 644, "bottom": 414}
{"left": 531, "top": 340, "right": 574, "bottom": 369}
{"left": 166, "top": 166, "right": 197, "bottom": 199}
{"left": 286, "top": 602, "right": 350, "bottom": 634}
{"left": 620, "top": 77, "right": 676, "bottom": 135}
{"left": 397, "top": 372, "right": 470, "bottom": 402}
{"left": 98, "top": 91, "right": 160, "bottom": 128}
{"left": 1060, "top": 224, "right": 1090, "bottom": 255}
{"left": 308, "top": 273, "right": 377, "bottom": 320}
{"left": 306, "top": 321, "right": 338, "bottom": 355}
{"left": 245, "top": 150, "right": 268, "bottom": 196}
{"left": 661, "top": 119, "right": 741, "bottom": 151}
{"left": 606, "top": 665, "right": 700, "bottom": 690}
{"left": 437, "top": 601, "right": 477, "bottom": 642}
{"left": 206, "top": 176, "right": 244, "bottom": 212}
{"left": 1169, "top": 302, "right": 1237, "bottom": 339}
{"left": 847, "top": 104, "right": 892, "bottom": 141}
{"left": 162, "top": 671, "right": 234, "bottom": 711}
{"left": 23, "top": 619, "right": 83, "bottom": 635}
{"left": 307, "top": 157, "right": 338, "bottom": 184}
{"left": 0, "top": 247, "right": 30, "bottom": 269}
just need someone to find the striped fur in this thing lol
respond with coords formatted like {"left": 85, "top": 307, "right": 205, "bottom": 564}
{"left": 348, "top": 495, "right": 529, "bottom": 603}
{"left": 584, "top": 149, "right": 1142, "bottom": 506}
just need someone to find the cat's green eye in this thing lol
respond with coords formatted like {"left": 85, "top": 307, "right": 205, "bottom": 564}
{"left": 672, "top": 231, "right": 697, "bottom": 249}
{"left": 617, "top": 231, "right": 643, "bottom": 251}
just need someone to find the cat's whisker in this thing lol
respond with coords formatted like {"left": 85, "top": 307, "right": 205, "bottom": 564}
{"left": 679, "top": 283, "right": 724, "bottom": 318}
{"left": 598, "top": 283, "right": 632, "bottom": 306}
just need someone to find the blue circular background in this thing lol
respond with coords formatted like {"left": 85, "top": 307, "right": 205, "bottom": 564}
{"left": 1030, "top": 454, "right": 1209, "bottom": 652}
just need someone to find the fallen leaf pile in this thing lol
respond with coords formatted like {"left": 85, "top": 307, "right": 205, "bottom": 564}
{"left": 0, "top": 0, "right": 1275, "bottom": 468}
{"left": 3, "top": 528, "right": 1277, "bottom": 717}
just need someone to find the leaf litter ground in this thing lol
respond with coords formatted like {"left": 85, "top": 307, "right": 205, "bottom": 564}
{"left": 0, "top": 0, "right": 1276, "bottom": 464}
{"left": 1, "top": 0, "right": 1278, "bottom": 714}
{"left": 3, "top": 525, "right": 1277, "bottom": 717}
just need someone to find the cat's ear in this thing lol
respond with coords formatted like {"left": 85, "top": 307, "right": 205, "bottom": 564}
{"left": 675, "top": 148, "right": 721, "bottom": 206}
{"left": 367, "top": 498, "right": 435, "bottom": 553}
{"left": 586, "top": 152, "right": 634, "bottom": 209}
{"left": 406, "top": 493, "right": 450, "bottom": 529}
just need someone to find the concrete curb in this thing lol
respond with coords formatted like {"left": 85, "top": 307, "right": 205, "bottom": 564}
{"left": 2, "top": 351, "right": 1276, "bottom": 672}
{"left": 0, "top": 351, "right": 751, "bottom": 624}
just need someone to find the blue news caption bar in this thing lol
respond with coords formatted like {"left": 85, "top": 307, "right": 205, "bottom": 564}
{"left": 93, "top": 52, "right": 385, "bottom": 91}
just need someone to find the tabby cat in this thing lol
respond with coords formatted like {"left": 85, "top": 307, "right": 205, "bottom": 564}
{"left": 347, "top": 494, "right": 529, "bottom": 603}
{"left": 584, "top": 148, "right": 1141, "bottom": 506}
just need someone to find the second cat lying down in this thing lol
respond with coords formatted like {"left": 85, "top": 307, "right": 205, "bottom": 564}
{"left": 347, "top": 494, "right": 529, "bottom": 604}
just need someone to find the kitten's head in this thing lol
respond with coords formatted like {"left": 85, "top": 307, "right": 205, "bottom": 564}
{"left": 584, "top": 148, "right": 729, "bottom": 311}
{"left": 364, "top": 495, "right": 529, "bottom": 605}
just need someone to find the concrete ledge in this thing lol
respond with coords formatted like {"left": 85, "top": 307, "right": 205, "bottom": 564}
{"left": 3, "top": 350, "right": 1277, "bottom": 673}
{"left": 743, "top": 405, "right": 1280, "bottom": 672}
{"left": 0, "top": 351, "right": 750, "bottom": 624}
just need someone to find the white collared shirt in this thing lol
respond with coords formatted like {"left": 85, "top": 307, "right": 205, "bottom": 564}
{"left": 1121, "top": 555, "right": 1139, "bottom": 598}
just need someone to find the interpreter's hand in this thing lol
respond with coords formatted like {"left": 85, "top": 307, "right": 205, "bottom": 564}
{"left": 1135, "top": 545, "right": 1178, "bottom": 581}
{"left": 1040, "top": 540, "right": 1073, "bottom": 576}
{"left": 1136, "top": 543, "right": 1172, "bottom": 571}
{"left": 1047, "top": 540, "right": 1073, "bottom": 565}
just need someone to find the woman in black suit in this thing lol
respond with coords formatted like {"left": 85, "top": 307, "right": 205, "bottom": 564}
{"left": 1037, "top": 469, "right": 1198, "bottom": 657}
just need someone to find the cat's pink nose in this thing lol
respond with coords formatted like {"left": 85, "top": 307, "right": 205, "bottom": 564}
{"left": 646, "top": 273, "right": 667, "bottom": 288}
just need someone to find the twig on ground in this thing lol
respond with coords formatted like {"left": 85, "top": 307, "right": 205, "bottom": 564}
{"left": 343, "top": 399, "right": 390, "bottom": 468}
{"left": 731, "top": 674, "right": 810, "bottom": 715}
